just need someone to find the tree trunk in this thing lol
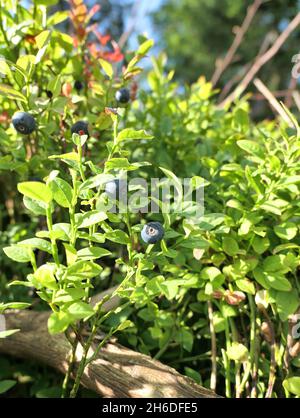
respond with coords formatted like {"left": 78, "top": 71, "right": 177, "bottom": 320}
{"left": 0, "top": 310, "right": 219, "bottom": 398}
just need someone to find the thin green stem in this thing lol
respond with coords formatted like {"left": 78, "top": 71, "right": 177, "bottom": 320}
{"left": 46, "top": 205, "right": 59, "bottom": 266}
{"left": 248, "top": 294, "right": 257, "bottom": 397}
{"left": 208, "top": 301, "right": 217, "bottom": 392}
{"left": 223, "top": 317, "right": 232, "bottom": 398}
{"left": 62, "top": 329, "right": 79, "bottom": 398}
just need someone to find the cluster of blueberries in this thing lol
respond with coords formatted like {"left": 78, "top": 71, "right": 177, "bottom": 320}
{"left": 11, "top": 85, "right": 164, "bottom": 244}
{"left": 11, "top": 87, "right": 131, "bottom": 136}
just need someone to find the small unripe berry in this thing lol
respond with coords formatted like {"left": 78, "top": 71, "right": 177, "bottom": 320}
{"left": 12, "top": 112, "right": 36, "bottom": 135}
{"left": 141, "top": 222, "right": 164, "bottom": 244}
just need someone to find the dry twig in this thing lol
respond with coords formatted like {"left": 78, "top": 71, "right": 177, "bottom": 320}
{"left": 219, "top": 13, "right": 300, "bottom": 108}
{"left": 211, "top": 0, "right": 263, "bottom": 86}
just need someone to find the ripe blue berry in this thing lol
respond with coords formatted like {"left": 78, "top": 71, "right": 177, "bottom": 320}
{"left": 105, "top": 179, "right": 126, "bottom": 200}
{"left": 46, "top": 90, "right": 53, "bottom": 99}
{"left": 141, "top": 222, "right": 164, "bottom": 244}
{"left": 74, "top": 80, "right": 83, "bottom": 91}
{"left": 115, "top": 88, "right": 130, "bottom": 104}
{"left": 12, "top": 112, "right": 36, "bottom": 135}
{"left": 71, "top": 121, "right": 89, "bottom": 137}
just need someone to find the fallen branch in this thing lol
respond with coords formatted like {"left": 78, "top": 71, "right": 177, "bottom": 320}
{"left": 0, "top": 310, "right": 219, "bottom": 398}
{"left": 219, "top": 13, "right": 300, "bottom": 108}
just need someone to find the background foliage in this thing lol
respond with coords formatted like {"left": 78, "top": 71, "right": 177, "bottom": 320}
{"left": 153, "top": 0, "right": 300, "bottom": 88}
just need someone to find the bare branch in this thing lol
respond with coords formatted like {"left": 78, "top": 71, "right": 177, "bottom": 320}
{"left": 292, "top": 91, "right": 300, "bottom": 112}
{"left": 218, "top": 31, "right": 276, "bottom": 102}
{"left": 211, "top": 0, "right": 263, "bottom": 87}
{"left": 253, "top": 78, "right": 294, "bottom": 126}
{"left": 118, "top": 0, "right": 142, "bottom": 50}
{"left": 219, "top": 13, "right": 300, "bottom": 108}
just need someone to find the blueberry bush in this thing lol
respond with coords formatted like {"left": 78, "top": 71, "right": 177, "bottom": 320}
{"left": 0, "top": 0, "right": 300, "bottom": 399}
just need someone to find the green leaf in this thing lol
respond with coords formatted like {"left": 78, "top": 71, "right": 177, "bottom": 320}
{"left": 105, "top": 230, "right": 130, "bottom": 244}
{"left": 274, "top": 222, "right": 298, "bottom": 240}
{"left": 63, "top": 243, "right": 77, "bottom": 266}
{"left": 23, "top": 196, "right": 47, "bottom": 215}
{"left": 35, "top": 30, "right": 51, "bottom": 49}
{"left": 49, "top": 152, "right": 79, "bottom": 162}
{"left": 2, "top": 302, "right": 31, "bottom": 310}
{"left": 117, "top": 128, "right": 153, "bottom": 143}
{"left": 33, "top": 264, "right": 58, "bottom": 290}
{"left": 66, "top": 260, "right": 102, "bottom": 281}
{"left": 283, "top": 376, "right": 300, "bottom": 396}
{"left": 18, "top": 238, "right": 52, "bottom": 254}
{"left": 0, "top": 380, "right": 16, "bottom": 394}
{"left": 49, "top": 177, "right": 73, "bottom": 208}
{"left": 221, "top": 304, "right": 237, "bottom": 318}
{"left": 36, "top": 386, "right": 62, "bottom": 398}
{"left": 80, "top": 173, "right": 114, "bottom": 191}
{"left": 0, "top": 84, "right": 26, "bottom": 102}
{"left": 3, "top": 245, "right": 32, "bottom": 263}
{"left": 273, "top": 243, "right": 300, "bottom": 254}
{"left": 160, "top": 280, "right": 179, "bottom": 300}
{"left": 160, "top": 240, "right": 178, "bottom": 258}
{"left": 174, "top": 327, "right": 194, "bottom": 352}
{"left": 222, "top": 237, "right": 239, "bottom": 256}
{"left": 53, "top": 288, "right": 86, "bottom": 304}
{"left": 66, "top": 301, "right": 94, "bottom": 320}
{"left": 48, "top": 311, "right": 71, "bottom": 334}
{"left": 237, "top": 140, "right": 263, "bottom": 157}
{"left": 76, "top": 211, "right": 107, "bottom": 228}
{"left": 235, "top": 279, "right": 255, "bottom": 295}
{"left": 47, "top": 11, "right": 69, "bottom": 26}
{"left": 253, "top": 268, "right": 291, "bottom": 291}
{"left": 116, "top": 320, "right": 134, "bottom": 331}
{"left": 274, "top": 289, "right": 299, "bottom": 321}
{"left": 263, "top": 255, "right": 286, "bottom": 272}
{"left": 260, "top": 201, "right": 283, "bottom": 216}
{"left": 7, "top": 279, "right": 33, "bottom": 288}
{"left": 137, "top": 39, "right": 154, "bottom": 55}
{"left": 16, "top": 55, "right": 35, "bottom": 80}
{"left": 201, "top": 267, "right": 221, "bottom": 281}
{"left": 227, "top": 342, "right": 249, "bottom": 362}
{"left": 35, "top": 30, "right": 51, "bottom": 63}
{"left": 99, "top": 58, "right": 113, "bottom": 79}
{"left": 18, "top": 182, "right": 53, "bottom": 203}
{"left": 35, "top": 0, "right": 59, "bottom": 5}
{"left": 252, "top": 236, "right": 270, "bottom": 254}
{"left": 47, "top": 75, "right": 62, "bottom": 97}
{"left": 0, "top": 59, "right": 12, "bottom": 77}
{"left": 0, "top": 329, "right": 20, "bottom": 339}
{"left": 105, "top": 158, "right": 131, "bottom": 170}
{"left": 77, "top": 247, "right": 111, "bottom": 260}
{"left": 160, "top": 166, "right": 183, "bottom": 205}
